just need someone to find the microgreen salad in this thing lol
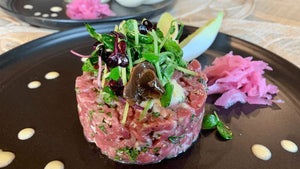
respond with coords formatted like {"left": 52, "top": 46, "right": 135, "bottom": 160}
{"left": 77, "top": 19, "right": 199, "bottom": 124}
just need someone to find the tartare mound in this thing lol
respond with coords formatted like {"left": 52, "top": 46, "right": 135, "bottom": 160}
{"left": 75, "top": 60, "right": 207, "bottom": 164}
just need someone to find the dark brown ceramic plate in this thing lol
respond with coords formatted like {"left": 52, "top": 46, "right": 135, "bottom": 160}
{"left": 0, "top": 0, "right": 174, "bottom": 30}
{"left": 0, "top": 25, "right": 299, "bottom": 169}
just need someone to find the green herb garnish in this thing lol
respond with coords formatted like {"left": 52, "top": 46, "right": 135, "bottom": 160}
{"left": 160, "top": 82, "right": 174, "bottom": 107}
{"left": 152, "top": 112, "right": 160, "bottom": 117}
{"left": 141, "top": 147, "right": 148, "bottom": 153}
{"left": 117, "top": 146, "right": 140, "bottom": 162}
{"left": 191, "top": 114, "right": 195, "bottom": 122}
{"left": 106, "top": 112, "right": 112, "bottom": 118}
{"left": 153, "top": 147, "right": 161, "bottom": 154}
{"left": 98, "top": 125, "right": 107, "bottom": 134}
{"left": 85, "top": 24, "right": 101, "bottom": 41}
{"left": 202, "top": 111, "right": 233, "bottom": 140}
{"left": 217, "top": 121, "right": 233, "bottom": 140}
{"left": 102, "top": 86, "right": 117, "bottom": 104}
{"left": 168, "top": 134, "right": 185, "bottom": 144}
{"left": 202, "top": 113, "right": 219, "bottom": 129}
{"left": 109, "top": 66, "right": 120, "bottom": 81}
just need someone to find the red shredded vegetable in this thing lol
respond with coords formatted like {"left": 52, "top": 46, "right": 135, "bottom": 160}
{"left": 203, "top": 52, "right": 283, "bottom": 109}
{"left": 66, "top": 0, "right": 115, "bottom": 20}
{"left": 70, "top": 50, "right": 91, "bottom": 58}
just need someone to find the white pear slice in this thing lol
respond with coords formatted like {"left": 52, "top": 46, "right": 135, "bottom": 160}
{"left": 180, "top": 12, "right": 224, "bottom": 62}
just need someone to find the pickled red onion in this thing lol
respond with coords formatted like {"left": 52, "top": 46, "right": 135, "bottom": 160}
{"left": 204, "top": 52, "right": 283, "bottom": 108}
{"left": 66, "top": 0, "right": 115, "bottom": 20}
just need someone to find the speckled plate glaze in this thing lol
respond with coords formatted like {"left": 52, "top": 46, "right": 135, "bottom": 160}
{"left": 0, "top": 0, "right": 174, "bottom": 30}
{"left": 0, "top": 25, "right": 299, "bottom": 169}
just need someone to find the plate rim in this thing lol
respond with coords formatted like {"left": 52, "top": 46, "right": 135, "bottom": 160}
{"left": 0, "top": 23, "right": 299, "bottom": 72}
{"left": 0, "top": 0, "right": 175, "bottom": 30}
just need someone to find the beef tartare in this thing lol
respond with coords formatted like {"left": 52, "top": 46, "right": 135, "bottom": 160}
{"left": 75, "top": 19, "right": 207, "bottom": 164}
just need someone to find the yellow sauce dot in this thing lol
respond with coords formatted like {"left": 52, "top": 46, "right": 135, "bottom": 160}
{"left": 28, "top": 81, "right": 41, "bottom": 89}
{"left": 0, "top": 150, "right": 15, "bottom": 168}
{"left": 45, "top": 71, "right": 60, "bottom": 80}
{"left": 18, "top": 128, "right": 35, "bottom": 140}
{"left": 44, "top": 160, "right": 64, "bottom": 169}
{"left": 281, "top": 140, "right": 298, "bottom": 153}
{"left": 251, "top": 144, "right": 272, "bottom": 161}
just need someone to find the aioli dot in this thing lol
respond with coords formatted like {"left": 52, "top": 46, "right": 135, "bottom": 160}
{"left": 81, "top": 58, "right": 87, "bottom": 62}
{"left": 0, "top": 150, "right": 15, "bottom": 168}
{"left": 281, "top": 140, "right": 298, "bottom": 153}
{"left": 251, "top": 144, "right": 272, "bottom": 161}
{"left": 34, "top": 12, "right": 42, "bottom": 16}
{"left": 42, "top": 14, "right": 49, "bottom": 18}
{"left": 24, "top": 4, "right": 33, "bottom": 10}
{"left": 44, "top": 160, "right": 64, "bottom": 169}
{"left": 18, "top": 128, "right": 35, "bottom": 140}
{"left": 50, "top": 6, "right": 63, "bottom": 13}
{"left": 51, "top": 13, "right": 58, "bottom": 17}
{"left": 27, "top": 81, "right": 41, "bottom": 89}
{"left": 45, "top": 71, "right": 60, "bottom": 80}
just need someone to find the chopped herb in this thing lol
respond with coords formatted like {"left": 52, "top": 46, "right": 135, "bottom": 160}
{"left": 99, "top": 109, "right": 104, "bottom": 113}
{"left": 198, "top": 76, "right": 206, "bottom": 85}
{"left": 89, "top": 110, "right": 94, "bottom": 120}
{"left": 191, "top": 114, "right": 195, "bottom": 121}
{"left": 98, "top": 125, "right": 107, "bottom": 134}
{"left": 114, "top": 156, "right": 121, "bottom": 160}
{"left": 205, "top": 87, "right": 209, "bottom": 92}
{"left": 141, "top": 147, "right": 148, "bottom": 153}
{"left": 168, "top": 134, "right": 185, "bottom": 144}
{"left": 153, "top": 147, "right": 161, "bottom": 154}
{"left": 106, "top": 112, "right": 112, "bottom": 118}
{"left": 91, "top": 133, "right": 95, "bottom": 137}
{"left": 152, "top": 112, "right": 160, "bottom": 117}
{"left": 117, "top": 146, "right": 140, "bottom": 162}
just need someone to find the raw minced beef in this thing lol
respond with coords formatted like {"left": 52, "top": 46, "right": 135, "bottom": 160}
{"left": 75, "top": 60, "right": 207, "bottom": 164}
